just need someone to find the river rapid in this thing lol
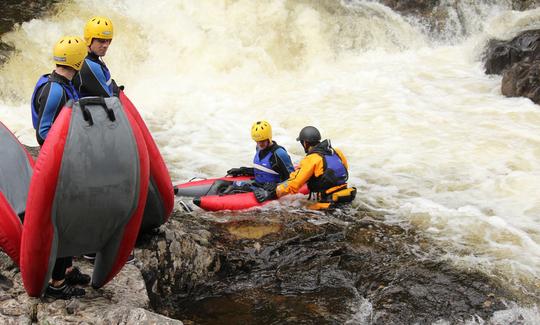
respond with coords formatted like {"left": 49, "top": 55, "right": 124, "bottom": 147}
{"left": 0, "top": 0, "right": 539, "bottom": 322}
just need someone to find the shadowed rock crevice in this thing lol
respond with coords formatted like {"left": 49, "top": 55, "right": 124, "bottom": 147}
{"left": 139, "top": 210, "right": 518, "bottom": 324}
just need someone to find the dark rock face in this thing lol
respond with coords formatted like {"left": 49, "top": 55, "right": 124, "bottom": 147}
{"left": 484, "top": 30, "right": 540, "bottom": 75}
{"left": 482, "top": 29, "right": 540, "bottom": 104}
{"left": 0, "top": 0, "right": 59, "bottom": 36}
{"left": 0, "top": 199, "right": 527, "bottom": 323}
{"left": 380, "top": 0, "right": 540, "bottom": 14}
{"left": 378, "top": 0, "right": 441, "bottom": 15}
{"left": 501, "top": 59, "right": 540, "bottom": 104}
{"left": 140, "top": 209, "right": 516, "bottom": 324}
{"left": 378, "top": 0, "right": 540, "bottom": 40}
{"left": 512, "top": 0, "right": 540, "bottom": 10}
{"left": 0, "top": 0, "right": 61, "bottom": 65}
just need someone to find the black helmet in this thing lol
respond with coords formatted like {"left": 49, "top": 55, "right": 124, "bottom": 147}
{"left": 296, "top": 126, "right": 321, "bottom": 143}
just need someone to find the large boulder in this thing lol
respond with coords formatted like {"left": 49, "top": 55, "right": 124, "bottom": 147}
{"left": 501, "top": 58, "right": 540, "bottom": 104}
{"left": 137, "top": 209, "right": 523, "bottom": 324}
{"left": 484, "top": 29, "right": 540, "bottom": 75}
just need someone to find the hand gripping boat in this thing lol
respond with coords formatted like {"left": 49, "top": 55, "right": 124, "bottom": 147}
{"left": 20, "top": 97, "right": 149, "bottom": 296}
{"left": 175, "top": 176, "right": 308, "bottom": 211}
{"left": 0, "top": 121, "right": 33, "bottom": 265}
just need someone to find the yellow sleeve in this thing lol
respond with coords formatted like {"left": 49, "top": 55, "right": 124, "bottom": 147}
{"left": 334, "top": 148, "right": 348, "bottom": 170}
{"left": 276, "top": 154, "right": 321, "bottom": 197}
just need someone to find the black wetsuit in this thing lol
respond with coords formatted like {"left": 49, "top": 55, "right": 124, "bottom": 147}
{"left": 32, "top": 72, "right": 78, "bottom": 145}
{"left": 73, "top": 52, "right": 118, "bottom": 97}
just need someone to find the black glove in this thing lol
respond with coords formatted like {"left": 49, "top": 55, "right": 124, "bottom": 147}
{"left": 226, "top": 167, "right": 253, "bottom": 176}
{"left": 259, "top": 182, "right": 277, "bottom": 192}
{"left": 112, "top": 79, "right": 123, "bottom": 96}
{"left": 253, "top": 187, "right": 276, "bottom": 203}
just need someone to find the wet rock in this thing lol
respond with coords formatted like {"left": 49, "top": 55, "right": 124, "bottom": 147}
{"left": 512, "top": 0, "right": 540, "bottom": 11}
{"left": 379, "top": 1, "right": 539, "bottom": 40}
{"left": 0, "top": 253, "right": 181, "bottom": 324}
{"left": 484, "top": 30, "right": 540, "bottom": 75}
{"left": 0, "top": 197, "right": 525, "bottom": 324}
{"left": 501, "top": 58, "right": 540, "bottom": 104}
{"left": 137, "top": 216, "right": 221, "bottom": 316}
{"left": 1, "top": 0, "right": 62, "bottom": 65}
{"left": 378, "top": 0, "right": 441, "bottom": 16}
{"left": 380, "top": 0, "right": 540, "bottom": 15}
{"left": 137, "top": 209, "right": 517, "bottom": 324}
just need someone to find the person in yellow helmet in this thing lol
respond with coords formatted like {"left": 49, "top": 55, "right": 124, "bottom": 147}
{"left": 75, "top": 16, "right": 134, "bottom": 263}
{"left": 73, "top": 16, "right": 119, "bottom": 97}
{"left": 31, "top": 36, "right": 87, "bottom": 145}
{"left": 272, "top": 126, "right": 356, "bottom": 210}
{"left": 30, "top": 36, "right": 90, "bottom": 299}
{"left": 224, "top": 121, "right": 295, "bottom": 202}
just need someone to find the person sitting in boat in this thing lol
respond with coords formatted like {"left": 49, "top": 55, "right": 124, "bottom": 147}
{"left": 225, "top": 120, "right": 295, "bottom": 200}
{"left": 256, "top": 126, "right": 357, "bottom": 210}
{"left": 30, "top": 36, "right": 90, "bottom": 299}
{"left": 73, "top": 16, "right": 120, "bottom": 97}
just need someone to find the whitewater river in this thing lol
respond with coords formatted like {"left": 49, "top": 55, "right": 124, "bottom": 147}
{"left": 0, "top": 0, "right": 539, "bottom": 322}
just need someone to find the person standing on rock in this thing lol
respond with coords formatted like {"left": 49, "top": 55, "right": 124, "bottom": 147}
{"left": 73, "top": 16, "right": 120, "bottom": 97}
{"left": 30, "top": 36, "right": 90, "bottom": 299}
{"left": 256, "top": 126, "right": 356, "bottom": 209}
{"left": 31, "top": 36, "right": 86, "bottom": 146}
{"left": 75, "top": 16, "right": 135, "bottom": 264}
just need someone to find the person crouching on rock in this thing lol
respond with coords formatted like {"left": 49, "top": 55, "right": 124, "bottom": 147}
{"left": 264, "top": 126, "right": 356, "bottom": 210}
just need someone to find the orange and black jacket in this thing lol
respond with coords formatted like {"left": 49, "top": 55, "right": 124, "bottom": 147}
{"left": 277, "top": 139, "right": 349, "bottom": 198}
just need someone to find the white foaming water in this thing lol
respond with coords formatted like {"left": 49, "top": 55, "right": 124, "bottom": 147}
{"left": 1, "top": 0, "right": 539, "bottom": 318}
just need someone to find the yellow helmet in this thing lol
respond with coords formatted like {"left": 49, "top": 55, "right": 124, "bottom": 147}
{"left": 251, "top": 121, "right": 272, "bottom": 142}
{"left": 84, "top": 16, "right": 114, "bottom": 46}
{"left": 53, "top": 36, "right": 87, "bottom": 70}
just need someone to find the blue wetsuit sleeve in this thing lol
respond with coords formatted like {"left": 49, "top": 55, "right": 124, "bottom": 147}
{"left": 37, "top": 82, "right": 65, "bottom": 143}
{"left": 75, "top": 58, "right": 113, "bottom": 97}
{"left": 87, "top": 59, "right": 112, "bottom": 96}
{"left": 274, "top": 148, "right": 295, "bottom": 181}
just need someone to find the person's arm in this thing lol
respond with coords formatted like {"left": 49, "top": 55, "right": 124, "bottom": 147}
{"left": 272, "top": 147, "right": 295, "bottom": 182}
{"left": 334, "top": 148, "right": 348, "bottom": 170}
{"left": 276, "top": 154, "right": 319, "bottom": 197}
{"left": 36, "top": 82, "right": 66, "bottom": 145}
{"left": 226, "top": 167, "right": 254, "bottom": 176}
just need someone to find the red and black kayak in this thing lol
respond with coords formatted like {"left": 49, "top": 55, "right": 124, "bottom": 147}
{"left": 0, "top": 120, "right": 33, "bottom": 266}
{"left": 174, "top": 176, "right": 308, "bottom": 212}
{"left": 21, "top": 96, "right": 149, "bottom": 296}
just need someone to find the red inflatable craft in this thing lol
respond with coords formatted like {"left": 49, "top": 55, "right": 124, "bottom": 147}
{"left": 21, "top": 97, "right": 149, "bottom": 296}
{"left": 0, "top": 120, "right": 34, "bottom": 217}
{"left": 174, "top": 176, "right": 253, "bottom": 197}
{"left": 175, "top": 176, "right": 309, "bottom": 211}
{"left": 0, "top": 192, "right": 22, "bottom": 265}
{"left": 120, "top": 91, "right": 174, "bottom": 232}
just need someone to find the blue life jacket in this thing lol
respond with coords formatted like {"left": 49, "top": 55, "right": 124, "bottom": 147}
{"left": 307, "top": 144, "right": 348, "bottom": 193}
{"left": 253, "top": 147, "right": 281, "bottom": 184}
{"left": 31, "top": 74, "right": 79, "bottom": 129}
{"left": 324, "top": 153, "right": 348, "bottom": 185}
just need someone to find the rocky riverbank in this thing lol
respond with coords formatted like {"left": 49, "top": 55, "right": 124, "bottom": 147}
{"left": 1, "top": 197, "right": 525, "bottom": 324}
